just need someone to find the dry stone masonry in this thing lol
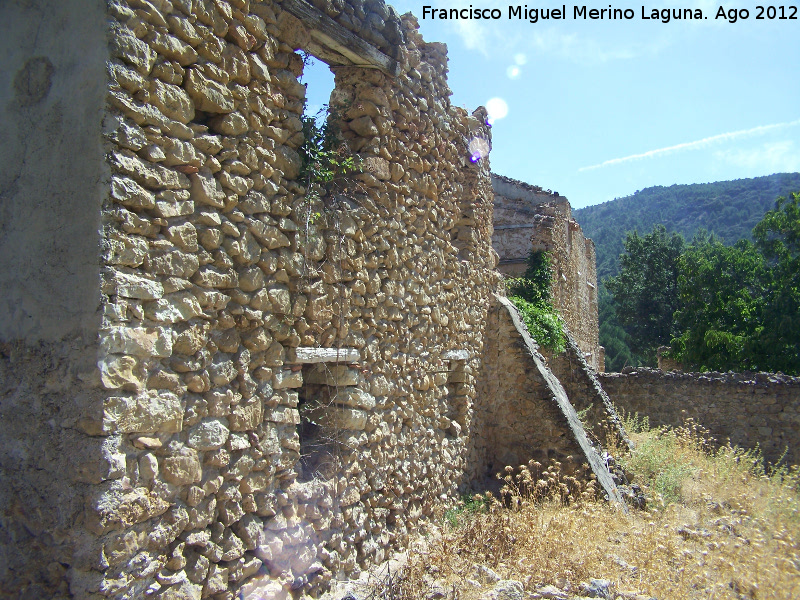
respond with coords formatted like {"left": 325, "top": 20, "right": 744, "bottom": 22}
{"left": 601, "top": 369, "right": 800, "bottom": 465}
{"left": 492, "top": 174, "right": 603, "bottom": 372}
{"left": 2, "top": 1, "right": 795, "bottom": 599}
{"left": 2, "top": 0, "right": 501, "bottom": 598}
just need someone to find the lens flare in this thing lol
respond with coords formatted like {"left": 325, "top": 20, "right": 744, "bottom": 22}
{"left": 468, "top": 137, "right": 490, "bottom": 162}
{"left": 485, "top": 97, "right": 509, "bottom": 125}
{"left": 514, "top": 53, "right": 528, "bottom": 65}
{"left": 506, "top": 65, "right": 522, "bottom": 80}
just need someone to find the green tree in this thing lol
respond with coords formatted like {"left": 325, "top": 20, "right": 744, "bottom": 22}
{"left": 751, "top": 192, "right": 800, "bottom": 373}
{"left": 670, "top": 193, "right": 800, "bottom": 375}
{"left": 671, "top": 237, "right": 767, "bottom": 371}
{"left": 606, "top": 225, "right": 685, "bottom": 364}
{"left": 598, "top": 284, "right": 643, "bottom": 371}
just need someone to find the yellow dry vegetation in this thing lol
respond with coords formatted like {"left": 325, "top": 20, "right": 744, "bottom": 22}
{"left": 364, "top": 417, "right": 800, "bottom": 600}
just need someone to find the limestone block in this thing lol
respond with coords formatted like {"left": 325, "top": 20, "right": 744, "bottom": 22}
{"left": 110, "top": 150, "right": 189, "bottom": 190}
{"left": 190, "top": 168, "right": 225, "bottom": 208}
{"left": 99, "top": 354, "right": 145, "bottom": 391}
{"left": 240, "top": 577, "right": 287, "bottom": 600}
{"left": 187, "top": 418, "right": 230, "bottom": 451}
{"left": 192, "top": 266, "right": 238, "bottom": 288}
{"left": 101, "top": 326, "right": 173, "bottom": 357}
{"left": 89, "top": 486, "right": 169, "bottom": 535}
{"left": 242, "top": 328, "right": 272, "bottom": 352}
{"left": 166, "top": 222, "right": 198, "bottom": 251}
{"left": 266, "top": 284, "right": 292, "bottom": 314}
{"left": 334, "top": 388, "right": 376, "bottom": 410}
{"left": 192, "top": 134, "right": 223, "bottom": 155}
{"left": 264, "top": 407, "right": 300, "bottom": 424}
{"left": 184, "top": 68, "right": 235, "bottom": 113}
{"left": 104, "top": 233, "right": 149, "bottom": 267}
{"left": 157, "top": 580, "right": 203, "bottom": 600}
{"left": 154, "top": 198, "right": 195, "bottom": 218}
{"left": 110, "top": 24, "right": 156, "bottom": 75}
{"left": 149, "top": 31, "right": 199, "bottom": 66}
{"left": 239, "top": 266, "right": 265, "bottom": 292}
{"left": 240, "top": 471, "right": 270, "bottom": 494}
{"left": 339, "top": 485, "right": 361, "bottom": 507}
{"left": 103, "top": 391, "right": 183, "bottom": 433}
{"left": 210, "top": 111, "right": 249, "bottom": 136}
{"left": 209, "top": 359, "right": 238, "bottom": 386}
{"left": 361, "top": 156, "right": 390, "bottom": 181}
{"left": 110, "top": 174, "right": 156, "bottom": 209}
{"left": 349, "top": 115, "right": 378, "bottom": 137}
{"left": 204, "top": 563, "right": 229, "bottom": 595}
{"left": 173, "top": 325, "right": 208, "bottom": 355}
{"left": 150, "top": 79, "right": 195, "bottom": 123}
{"left": 369, "top": 374, "right": 391, "bottom": 396}
{"left": 273, "top": 145, "right": 301, "bottom": 179}
{"left": 163, "top": 446, "right": 202, "bottom": 485}
{"left": 273, "top": 369, "right": 303, "bottom": 390}
{"left": 287, "top": 347, "right": 360, "bottom": 364}
{"left": 167, "top": 13, "right": 203, "bottom": 45}
{"left": 229, "top": 399, "right": 264, "bottom": 431}
{"left": 249, "top": 221, "right": 291, "bottom": 249}
{"left": 148, "top": 250, "right": 200, "bottom": 278}
{"left": 104, "top": 269, "right": 164, "bottom": 300}
{"left": 144, "top": 291, "right": 203, "bottom": 323}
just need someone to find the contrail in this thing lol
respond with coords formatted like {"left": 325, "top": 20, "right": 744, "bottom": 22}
{"left": 579, "top": 119, "right": 800, "bottom": 172}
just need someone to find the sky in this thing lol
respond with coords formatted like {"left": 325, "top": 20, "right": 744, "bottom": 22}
{"left": 303, "top": 1, "right": 800, "bottom": 209}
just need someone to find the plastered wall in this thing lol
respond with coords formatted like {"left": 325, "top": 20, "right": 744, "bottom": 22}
{"left": 0, "top": 1, "right": 109, "bottom": 598}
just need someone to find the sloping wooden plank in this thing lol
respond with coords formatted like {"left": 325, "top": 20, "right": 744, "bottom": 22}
{"left": 282, "top": 0, "right": 400, "bottom": 77}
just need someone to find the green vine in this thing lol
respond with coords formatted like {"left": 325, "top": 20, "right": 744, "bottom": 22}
{"left": 507, "top": 250, "right": 567, "bottom": 353}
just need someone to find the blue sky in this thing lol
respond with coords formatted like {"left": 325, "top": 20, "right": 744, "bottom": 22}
{"left": 303, "top": 1, "right": 800, "bottom": 208}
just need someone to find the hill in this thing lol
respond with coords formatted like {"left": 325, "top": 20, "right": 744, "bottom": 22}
{"left": 573, "top": 173, "right": 800, "bottom": 371}
{"left": 574, "top": 173, "right": 800, "bottom": 281}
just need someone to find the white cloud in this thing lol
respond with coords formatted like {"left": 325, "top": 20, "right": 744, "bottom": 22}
{"left": 579, "top": 120, "right": 800, "bottom": 171}
{"left": 714, "top": 141, "right": 800, "bottom": 172}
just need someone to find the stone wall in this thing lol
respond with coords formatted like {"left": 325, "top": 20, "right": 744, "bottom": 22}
{"left": 492, "top": 173, "right": 563, "bottom": 275}
{"left": 475, "top": 297, "right": 623, "bottom": 504}
{"left": 0, "top": 1, "right": 499, "bottom": 598}
{"left": 600, "top": 369, "right": 800, "bottom": 465}
{"left": 491, "top": 174, "right": 603, "bottom": 372}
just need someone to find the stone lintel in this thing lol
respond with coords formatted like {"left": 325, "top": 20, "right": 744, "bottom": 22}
{"left": 442, "top": 349, "right": 470, "bottom": 361}
{"left": 287, "top": 347, "right": 360, "bottom": 364}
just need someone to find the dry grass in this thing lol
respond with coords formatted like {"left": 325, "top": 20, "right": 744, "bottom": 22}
{"left": 362, "top": 417, "right": 800, "bottom": 600}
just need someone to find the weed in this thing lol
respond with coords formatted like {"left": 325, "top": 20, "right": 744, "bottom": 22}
{"left": 357, "top": 417, "right": 800, "bottom": 600}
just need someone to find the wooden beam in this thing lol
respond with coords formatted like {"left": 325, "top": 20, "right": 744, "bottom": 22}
{"left": 282, "top": 0, "right": 400, "bottom": 77}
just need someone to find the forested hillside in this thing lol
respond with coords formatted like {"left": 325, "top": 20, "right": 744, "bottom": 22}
{"left": 573, "top": 173, "right": 800, "bottom": 371}
{"left": 575, "top": 173, "right": 800, "bottom": 280}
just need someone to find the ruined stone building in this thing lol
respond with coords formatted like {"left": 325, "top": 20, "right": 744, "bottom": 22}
{"left": 492, "top": 174, "right": 603, "bottom": 371}
{"left": 1, "top": 2, "right": 797, "bottom": 600}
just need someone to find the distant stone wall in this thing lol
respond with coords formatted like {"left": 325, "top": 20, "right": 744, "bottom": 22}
{"left": 0, "top": 1, "right": 499, "bottom": 598}
{"left": 492, "top": 173, "right": 563, "bottom": 275}
{"left": 491, "top": 174, "right": 602, "bottom": 371}
{"left": 600, "top": 369, "right": 800, "bottom": 465}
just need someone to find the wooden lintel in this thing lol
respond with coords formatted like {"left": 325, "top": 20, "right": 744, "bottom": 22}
{"left": 282, "top": 0, "right": 400, "bottom": 77}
